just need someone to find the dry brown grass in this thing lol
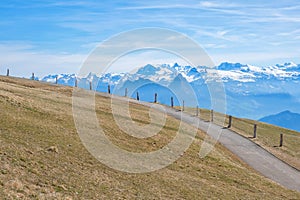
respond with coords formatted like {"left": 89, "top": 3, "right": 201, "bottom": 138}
{"left": 0, "top": 76, "right": 299, "bottom": 199}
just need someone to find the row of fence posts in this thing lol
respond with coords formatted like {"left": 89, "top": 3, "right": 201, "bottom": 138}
{"left": 88, "top": 80, "right": 287, "bottom": 148}
{"left": 6, "top": 69, "right": 56, "bottom": 83}
{"left": 5, "top": 69, "right": 81, "bottom": 87}
{"left": 227, "top": 115, "right": 284, "bottom": 147}
{"left": 88, "top": 81, "right": 112, "bottom": 94}
{"left": 6, "top": 69, "right": 37, "bottom": 81}
{"left": 4, "top": 68, "right": 286, "bottom": 147}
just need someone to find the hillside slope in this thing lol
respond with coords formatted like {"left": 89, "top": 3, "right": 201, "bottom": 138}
{"left": 0, "top": 76, "right": 299, "bottom": 199}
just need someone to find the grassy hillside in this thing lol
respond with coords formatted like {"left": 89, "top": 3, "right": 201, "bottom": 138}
{"left": 181, "top": 107, "right": 300, "bottom": 170}
{"left": 0, "top": 76, "right": 299, "bottom": 199}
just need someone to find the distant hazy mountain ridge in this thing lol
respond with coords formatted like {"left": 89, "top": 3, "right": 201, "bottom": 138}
{"left": 259, "top": 111, "right": 300, "bottom": 132}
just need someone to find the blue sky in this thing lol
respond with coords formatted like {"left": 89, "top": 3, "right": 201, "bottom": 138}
{"left": 1, "top": 0, "right": 300, "bottom": 76}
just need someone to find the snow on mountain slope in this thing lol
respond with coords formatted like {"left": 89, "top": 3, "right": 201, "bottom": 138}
{"left": 41, "top": 74, "right": 76, "bottom": 85}
{"left": 41, "top": 62, "right": 300, "bottom": 86}
{"left": 128, "top": 64, "right": 179, "bottom": 85}
{"left": 40, "top": 62, "right": 300, "bottom": 102}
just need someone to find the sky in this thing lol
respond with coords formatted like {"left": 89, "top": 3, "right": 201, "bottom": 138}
{"left": 0, "top": 0, "right": 300, "bottom": 77}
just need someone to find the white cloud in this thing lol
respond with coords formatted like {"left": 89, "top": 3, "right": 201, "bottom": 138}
{"left": 210, "top": 51, "right": 300, "bottom": 66}
{"left": 199, "top": 1, "right": 219, "bottom": 8}
{"left": 117, "top": 4, "right": 191, "bottom": 10}
{"left": 108, "top": 50, "right": 189, "bottom": 73}
{"left": 0, "top": 43, "right": 85, "bottom": 77}
{"left": 202, "top": 43, "right": 227, "bottom": 49}
{"left": 277, "top": 29, "right": 300, "bottom": 36}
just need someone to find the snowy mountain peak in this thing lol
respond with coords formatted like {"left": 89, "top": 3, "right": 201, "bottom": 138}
{"left": 217, "top": 62, "right": 246, "bottom": 70}
{"left": 173, "top": 62, "right": 180, "bottom": 68}
{"left": 136, "top": 64, "right": 158, "bottom": 75}
{"left": 276, "top": 62, "right": 298, "bottom": 68}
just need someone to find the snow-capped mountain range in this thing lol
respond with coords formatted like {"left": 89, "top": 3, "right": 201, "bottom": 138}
{"left": 41, "top": 62, "right": 300, "bottom": 131}
{"left": 42, "top": 62, "right": 300, "bottom": 85}
{"left": 42, "top": 62, "right": 300, "bottom": 88}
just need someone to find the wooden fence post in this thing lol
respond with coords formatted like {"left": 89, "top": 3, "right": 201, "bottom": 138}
{"left": 32, "top": 73, "right": 35, "bottom": 80}
{"left": 171, "top": 97, "right": 174, "bottom": 108}
{"left": 108, "top": 85, "right": 111, "bottom": 94}
{"left": 75, "top": 78, "right": 78, "bottom": 87}
{"left": 196, "top": 106, "right": 199, "bottom": 116}
{"left": 125, "top": 88, "right": 128, "bottom": 97}
{"left": 279, "top": 133, "right": 283, "bottom": 147}
{"left": 228, "top": 115, "right": 232, "bottom": 128}
{"left": 55, "top": 76, "right": 58, "bottom": 84}
{"left": 182, "top": 100, "right": 185, "bottom": 111}
{"left": 253, "top": 124, "right": 257, "bottom": 138}
{"left": 136, "top": 92, "right": 139, "bottom": 101}
{"left": 89, "top": 81, "right": 92, "bottom": 90}
{"left": 211, "top": 109, "right": 214, "bottom": 122}
{"left": 6, "top": 69, "right": 9, "bottom": 76}
{"left": 154, "top": 93, "right": 157, "bottom": 103}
